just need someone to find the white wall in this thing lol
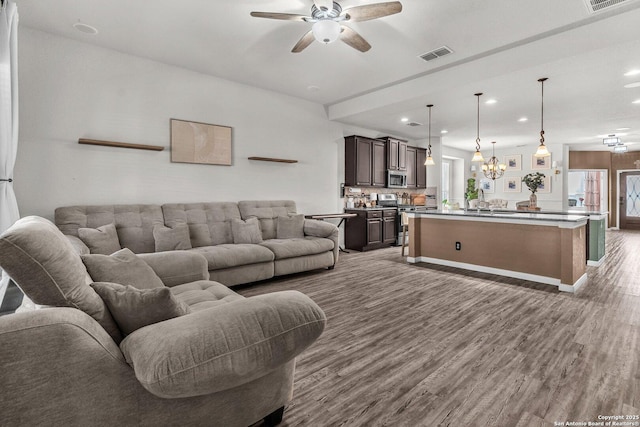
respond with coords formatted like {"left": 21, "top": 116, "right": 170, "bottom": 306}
{"left": 15, "top": 28, "right": 345, "bottom": 220}
{"left": 473, "top": 143, "right": 565, "bottom": 210}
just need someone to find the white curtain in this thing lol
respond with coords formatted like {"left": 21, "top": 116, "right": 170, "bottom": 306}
{"left": 0, "top": 1, "right": 20, "bottom": 306}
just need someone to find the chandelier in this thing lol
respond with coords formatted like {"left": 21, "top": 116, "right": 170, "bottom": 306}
{"left": 482, "top": 141, "right": 506, "bottom": 180}
{"left": 471, "top": 93, "right": 485, "bottom": 162}
{"left": 424, "top": 104, "right": 435, "bottom": 166}
{"left": 534, "top": 77, "right": 551, "bottom": 157}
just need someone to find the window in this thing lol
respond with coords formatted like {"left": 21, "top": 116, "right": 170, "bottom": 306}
{"left": 441, "top": 160, "right": 451, "bottom": 203}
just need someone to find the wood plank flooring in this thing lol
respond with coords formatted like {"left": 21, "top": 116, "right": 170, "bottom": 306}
{"left": 240, "top": 230, "right": 640, "bottom": 427}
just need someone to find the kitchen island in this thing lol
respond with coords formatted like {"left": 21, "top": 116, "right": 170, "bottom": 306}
{"left": 407, "top": 210, "right": 589, "bottom": 292}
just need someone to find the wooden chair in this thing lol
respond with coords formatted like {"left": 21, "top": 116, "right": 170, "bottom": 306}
{"left": 401, "top": 211, "right": 409, "bottom": 256}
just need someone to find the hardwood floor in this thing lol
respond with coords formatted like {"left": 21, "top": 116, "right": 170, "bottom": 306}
{"left": 240, "top": 230, "right": 640, "bottom": 427}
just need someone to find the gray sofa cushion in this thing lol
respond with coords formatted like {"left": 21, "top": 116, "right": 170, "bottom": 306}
{"left": 276, "top": 214, "right": 305, "bottom": 239}
{"left": 153, "top": 224, "right": 192, "bottom": 252}
{"left": 190, "top": 244, "right": 274, "bottom": 270}
{"left": 231, "top": 218, "right": 263, "bottom": 244}
{"left": 238, "top": 200, "right": 297, "bottom": 241}
{"left": 91, "top": 282, "right": 190, "bottom": 336}
{"left": 0, "top": 216, "right": 122, "bottom": 343}
{"left": 260, "top": 237, "right": 335, "bottom": 260}
{"left": 162, "top": 202, "right": 242, "bottom": 248}
{"left": 78, "top": 223, "right": 121, "bottom": 254}
{"left": 81, "top": 248, "right": 165, "bottom": 290}
{"left": 55, "top": 204, "right": 164, "bottom": 253}
{"left": 170, "top": 280, "right": 244, "bottom": 311}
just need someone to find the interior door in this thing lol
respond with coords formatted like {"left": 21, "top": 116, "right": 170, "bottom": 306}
{"left": 620, "top": 172, "right": 640, "bottom": 230}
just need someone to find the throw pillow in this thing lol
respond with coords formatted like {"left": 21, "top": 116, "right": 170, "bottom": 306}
{"left": 231, "top": 217, "right": 263, "bottom": 244}
{"left": 81, "top": 248, "right": 165, "bottom": 290}
{"left": 153, "top": 224, "right": 192, "bottom": 252}
{"left": 78, "top": 223, "right": 121, "bottom": 255}
{"left": 91, "top": 282, "right": 190, "bottom": 336}
{"left": 276, "top": 214, "right": 305, "bottom": 239}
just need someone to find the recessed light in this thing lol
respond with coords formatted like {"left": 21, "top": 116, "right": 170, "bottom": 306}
{"left": 624, "top": 70, "right": 640, "bottom": 77}
{"left": 633, "top": 99, "right": 640, "bottom": 104}
{"left": 307, "top": 85, "right": 320, "bottom": 92}
{"left": 518, "top": 117, "right": 528, "bottom": 122}
{"left": 624, "top": 82, "right": 640, "bottom": 88}
{"left": 401, "top": 118, "right": 409, "bottom": 122}
{"left": 485, "top": 99, "right": 497, "bottom": 105}
{"left": 73, "top": 22, "right": 98, "bottom": 35}
{"left": 616, "top": 127, "right": 631, "bottom": 131}
{"left": 440, "top": 130, "right": 448, "bottom": 134}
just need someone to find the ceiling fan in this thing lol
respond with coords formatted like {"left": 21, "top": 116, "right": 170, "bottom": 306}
{"left": 250, "top": 1, "right": 402, "bottom": 53}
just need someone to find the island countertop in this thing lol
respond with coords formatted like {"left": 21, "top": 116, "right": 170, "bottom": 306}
{"left": 408, "top": 209, "right": 588, "bottom": 226}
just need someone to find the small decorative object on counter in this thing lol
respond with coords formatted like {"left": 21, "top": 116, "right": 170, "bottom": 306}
{"left": 522, "top": 172, "right": 545, "bottom": 209}
{"left": 465, "top": 178, "right": 479, "bottom": 209}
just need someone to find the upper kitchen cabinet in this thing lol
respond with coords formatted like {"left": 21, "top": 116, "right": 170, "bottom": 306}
{"left": 344, "top": 136, "right": 386, "bottom": 187}
{"left": 406, "top": 146, "right": 417, "bottom": 188}
{"left": 416, "top": 147, "right": 427, "bottom": 189}
{"left": 384, "top": 137, "right": 408, "bottom": 171}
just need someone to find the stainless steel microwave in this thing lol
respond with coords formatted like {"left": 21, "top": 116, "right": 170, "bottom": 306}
{"left": 387, "top": 170, "right": 408, "bottom": 188}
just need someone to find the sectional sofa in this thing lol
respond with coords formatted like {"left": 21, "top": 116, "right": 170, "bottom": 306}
{"left": 55, "top": 200, "right": 339, "bottom": 286}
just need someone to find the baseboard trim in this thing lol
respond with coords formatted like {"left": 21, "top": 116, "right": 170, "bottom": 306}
{"left": 408, "top": 256, "right": 586, "bottom": 293}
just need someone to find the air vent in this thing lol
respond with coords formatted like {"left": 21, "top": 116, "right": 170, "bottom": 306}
{"left": 406, "top": 122, "right": 423, "bottom": 127}
{"left": 419, "top": 46, "right": 453, "bottom": 62}
{"left": 583, "top": 0, "right": 636, "bottom": 13}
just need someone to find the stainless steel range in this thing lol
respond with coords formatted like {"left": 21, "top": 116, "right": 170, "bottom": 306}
{"left": 377, "top": 194, "right": 434, "bottom": 246}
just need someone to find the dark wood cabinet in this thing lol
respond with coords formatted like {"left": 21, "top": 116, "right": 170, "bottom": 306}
{"left": 372, "top": 140, "right": 386, "bottom": 187}
{"left": 344, "top": 136, "right": 385, "bottom": 187}
{"left": 385, "top": 137, "right": 408, "bottom": 171}
{"left": 406, "top": 146, "right": 417, "bottom": 188}
{"left": 416, "top": 147, "right": 427, "bottom": 189}
{"left": 345, "top": 209, "right": 397, "bottom": 251}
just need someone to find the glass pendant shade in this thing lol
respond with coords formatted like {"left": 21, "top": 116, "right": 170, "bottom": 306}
{"left": 535, "top": 143, "right": 550, "bottom": 158}
{"left": 312, "top": 20, "right": 341, "bottom": 44}
{"left": 424, "top": 156, "right": 435, "bottom": 166}
{"left": 472, "top": 150, "right": 485, "bottom": 162}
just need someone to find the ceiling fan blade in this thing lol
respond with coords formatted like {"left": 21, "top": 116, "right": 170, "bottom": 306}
{"left": 340, "top": 26, "right": 371, "bottom": 52}
{"left": 250, "top": 11, "right": 308, "bottom": 21}
{"left": 313, "top": 0, "right": 334, "bottom": 12}
{"left": 292, "top": 31, "right": 316, "bottom": 53}
{"left": 343, "top": 1, "right": 402, "bottom": 22}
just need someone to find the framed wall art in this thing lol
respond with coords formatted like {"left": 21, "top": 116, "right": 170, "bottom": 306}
{"left": 504, "top": 154, "right": 522, "bottom": 171}
{"left": 170, "top": 119, "right": 232, "bottom": 166}
{"left": 537, "top": 175, "right": 551, "bottom": 193}
{"left": 504, "top": 177, "right": 522, "bottom": 193}
{"left": 531, "top": 155, "right": 551, "bottom": 170}
{"left": 479, "top": 178, "right": 495, "bottom": 194}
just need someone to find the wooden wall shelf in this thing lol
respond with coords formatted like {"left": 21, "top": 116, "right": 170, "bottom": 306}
{"left": 78, "top": 138, "right": 164, "bottom": 152}
{"left": 248, "top": 157, "right": 298, "bottom": 164}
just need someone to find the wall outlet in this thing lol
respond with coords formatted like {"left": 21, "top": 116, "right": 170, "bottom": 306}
{"left": 455, "top": 242, "right": 461, "bottom": 251}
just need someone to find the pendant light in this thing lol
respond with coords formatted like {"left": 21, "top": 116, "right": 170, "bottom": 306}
{"left": 424, "top": 104, "right": 435, "bottom": 166}
{"left": 471, "top": 93, "right": 485, "bottom": 162}
{"left": 481, "top": 141, "right": 506, "bottom": 180}
{"left": 534, "top": 77, "right": 551, "bottom": 158}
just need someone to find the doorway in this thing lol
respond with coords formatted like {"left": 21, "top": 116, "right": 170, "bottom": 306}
{"left": 620, "top": 171, "right": 640, "bottom": 230}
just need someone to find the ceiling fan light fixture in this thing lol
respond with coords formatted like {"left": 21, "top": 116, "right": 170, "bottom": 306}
{"left": 312, "top": 20, "right": 341, "bottom": 44}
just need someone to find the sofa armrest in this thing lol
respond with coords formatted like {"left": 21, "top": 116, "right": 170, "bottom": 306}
{"left": 137, "top": 251, "right": 209, "bottom": 287}
{"left": 304, "top": 219, "right": 339, "bottom": 265}
{"left": 0, "top": 308, "right": 143, "bottom": 424}
{"left": 120, "top": 290, "right": 326, "bottom": 399}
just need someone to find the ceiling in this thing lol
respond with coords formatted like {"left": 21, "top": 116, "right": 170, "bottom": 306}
{"left": 15, "top": 0, "right": 640, "bottom": 152}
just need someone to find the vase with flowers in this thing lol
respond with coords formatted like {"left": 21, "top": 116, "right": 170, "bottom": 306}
{"left": 522, "top": 172, "right": 545, "bottom": 209}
